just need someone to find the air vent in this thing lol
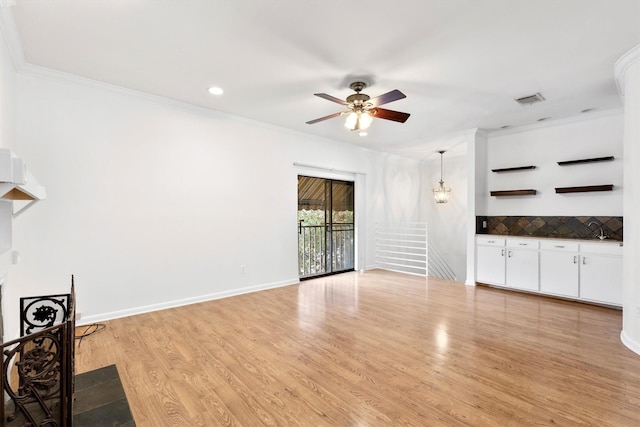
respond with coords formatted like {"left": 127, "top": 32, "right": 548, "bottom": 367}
{"left": 515, "top": 92, "right": 545, "bottom": 105}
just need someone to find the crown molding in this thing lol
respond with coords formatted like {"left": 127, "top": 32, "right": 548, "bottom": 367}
{"left": 19, "top": 63, "right": 380, "bottom": 157}
{"left": 486, "top": 107, "right": 624, "bottom": 138}
{"left": 615, "top": 44, "right": 640, "bottom": 96}
{"left": 20, "top": 61, "right": 286, "bottom": 125}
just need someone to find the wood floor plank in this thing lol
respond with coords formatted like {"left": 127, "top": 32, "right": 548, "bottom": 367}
{"left": 74, "top": 270, "right": 640, "bottom": 426}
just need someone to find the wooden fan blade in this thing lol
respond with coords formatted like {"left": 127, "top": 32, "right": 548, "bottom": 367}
{"left": 369, "top": 89, "right": 406, "bottom": 107}
{"left": 373, "top": 108, "right": 410, "bottom": 123}
{"left": 314, "top": 93, "right": 348, "bottom": 105}
{"left": 306, "top": 111, "right": 342, "bottom": 124}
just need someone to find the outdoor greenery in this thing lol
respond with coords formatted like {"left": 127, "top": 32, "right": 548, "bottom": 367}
{"left": 298, "top": 209, "right": 354, "bottom": 277}
{"left": 298, "top": 209, "right": 324, "bottom": 225}
{"left": 297, "top": 209, "right": 354, "bottom": 225}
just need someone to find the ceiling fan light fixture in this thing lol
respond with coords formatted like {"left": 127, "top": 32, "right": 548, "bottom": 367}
{"left": 344, "top": 111, "right": 373, "bottom": 131}
{"left": 359, "top": 111, "right": 373, "bottom": 129}
{"left": 307, "top": 82, "right": 409, "bottom": 128}
{"left": 344, "top": 112, "right": 359, "bottom": 130}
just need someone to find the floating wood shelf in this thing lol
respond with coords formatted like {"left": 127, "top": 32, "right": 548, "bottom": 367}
{"left": 491, "top": 165, "right": 536, "bottom": 173}
{"left": 490, "top": 189, "right": 537, "bottom": 197}
{"left": 555, "top": 185, "right": 613, "bottom": 194}
{"left": 557, "top": 156, "right": 614, "bottom": 166}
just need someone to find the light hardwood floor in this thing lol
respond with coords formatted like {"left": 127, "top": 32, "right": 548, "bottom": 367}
{"left": 74, "top": 270, "right": 640, "bottom": 426}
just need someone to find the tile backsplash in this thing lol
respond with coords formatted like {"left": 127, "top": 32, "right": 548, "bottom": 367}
{"left": 478, "top": 216, "right": 623, "bottom": 241}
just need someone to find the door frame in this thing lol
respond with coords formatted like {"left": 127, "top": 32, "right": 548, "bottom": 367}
{"left": 294, "top": 166, "right": 366, "bottom": 275}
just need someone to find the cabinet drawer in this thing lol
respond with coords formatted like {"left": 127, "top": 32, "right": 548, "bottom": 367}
{"left": 580, "top": 242, "right": 623, "bottom": 255}
{"left": 477, "top": 237, "right": 505, "bottom": 247}
{"left": 507, "top": 239, "right": 539, "bottom": 249}
{"left": 540, "top": 241, "right": 579, "bottom": 252}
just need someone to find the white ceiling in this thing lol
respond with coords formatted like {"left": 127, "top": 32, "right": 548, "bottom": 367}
{"left": 7, "top": 0, "right": 640, "bottom": 160}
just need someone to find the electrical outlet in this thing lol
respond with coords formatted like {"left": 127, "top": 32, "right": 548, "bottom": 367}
{"left": 76, "top": 312, "right": 82, "bottom": 320}
{"left": 241, "top": 265, "right": 246, "bottom": 274}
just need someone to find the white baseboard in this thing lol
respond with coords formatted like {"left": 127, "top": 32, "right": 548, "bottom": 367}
{"left": 77, "top": 277, "right": 300, "bottom": 326}
{"left": 620, "top": 329, "right": 640, "bottom": 356}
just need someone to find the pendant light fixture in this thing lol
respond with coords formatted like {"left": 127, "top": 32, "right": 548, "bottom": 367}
{"left": 433, "top": 150, "right": 451, "bottom": 204}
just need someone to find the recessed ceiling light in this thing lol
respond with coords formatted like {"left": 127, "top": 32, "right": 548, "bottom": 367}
{"left": 359, "top": 131, "right": 368, "bottom": 137}
{"left": 208, "top": 86, "right": 224, "bottom": 95}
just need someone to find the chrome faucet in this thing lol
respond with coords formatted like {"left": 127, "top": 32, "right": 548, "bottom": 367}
{"left": 587, "top": 221, "right": 607, "bottom": 240}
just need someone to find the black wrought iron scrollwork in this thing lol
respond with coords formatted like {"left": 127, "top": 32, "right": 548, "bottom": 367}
{"left": 21, "top": 294, "right": 70, "bottom": 336}
{"left": 2, "top": 277, "right": 76, "bottom": 426}
{"left": 2, "top": 325, "right": 65, "bottom": 426}
{"left": 16, "top": 340, "right": 61, "bottom": 395}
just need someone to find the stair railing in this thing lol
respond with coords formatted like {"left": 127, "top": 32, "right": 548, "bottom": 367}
{"left": 1, "top": 278, "right": 75, "bottom": 426}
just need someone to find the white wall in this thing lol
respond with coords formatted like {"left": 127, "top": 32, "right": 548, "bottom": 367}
{"left": 365, "top": 152, "right": 430, "bottom": 270}
{"left": 0, "top": 9, "right": 18, "bottom": 342}
{"left": 617, "top": 44, "right": 640, "bottom": 355}
{"left": 4, "top": 70, "right": 428, "bottom": 338}
{"left": 466, "top": 130, "right": 488, "bottom": 284}
{"left": 425, "top": 150, "right": 468, "bottom": 282}
{"left": 486, "top": 112, "right": 624, "bottom": 216}
{"left": 0, "top": 10, "right": 16, "bottom": 150}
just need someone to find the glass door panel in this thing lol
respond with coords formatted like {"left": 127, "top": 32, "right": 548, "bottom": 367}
{"left": 330, "top": 180, "right": 354, "bottom": 272}
{"left": 298, "top": 176, "right": 354, "bottom": 279}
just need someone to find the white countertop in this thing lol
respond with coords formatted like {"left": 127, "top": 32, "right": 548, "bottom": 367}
{"left": 476, "top": 234, "right": 623, "bottom": 245}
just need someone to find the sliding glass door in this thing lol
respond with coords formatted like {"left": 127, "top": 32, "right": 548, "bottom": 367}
{"left": 298, "top": 176, "right": 354, "bottom": 279}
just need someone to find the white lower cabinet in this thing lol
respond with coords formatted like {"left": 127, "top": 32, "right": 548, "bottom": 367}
{"left": 506, "top": 240, "right": 539, "bottom": 291}
{"left": 539, "top": 242, "right": 579, "bottom": 298}
{"left": 476, "top": 237, "right": 505, "bottom": 286}
{"left": 476, "top": 237, "right": 539, "bottom": 290}
{"left": 579, "top": 244, "right": 623, "bottom": 306}
{"left": 477, "top": 236, "right": 623, "bottom": 307}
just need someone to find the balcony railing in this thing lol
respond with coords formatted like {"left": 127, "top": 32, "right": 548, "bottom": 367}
{"left": 299, "top": 224, "right": 354, "bottom": 278}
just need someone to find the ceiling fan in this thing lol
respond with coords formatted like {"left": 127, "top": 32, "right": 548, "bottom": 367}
{"left": 306, "top": 81, "right": 410, "bottom": 131}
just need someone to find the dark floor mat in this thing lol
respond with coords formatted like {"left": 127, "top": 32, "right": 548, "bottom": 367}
{"left": 74, "top": 364, "right": 135, "bottom": 427}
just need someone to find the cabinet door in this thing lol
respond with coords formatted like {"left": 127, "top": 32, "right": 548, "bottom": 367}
{"left": 580, "top": 255, "right": 623, "bottom": 306}
{"left": 506, "top": 249, "right": 539, "bottom": 291}
{"left": 540, "top": 251, "right": 579, "bottom": 297}
{"left": 477, "top": 246, "right": 505, "bottom": 285}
